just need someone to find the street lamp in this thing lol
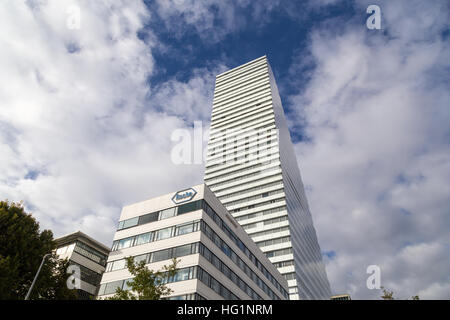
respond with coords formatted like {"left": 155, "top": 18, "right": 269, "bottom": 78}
{"left": 25, "top": 253, "right": 52, "bottom": 300}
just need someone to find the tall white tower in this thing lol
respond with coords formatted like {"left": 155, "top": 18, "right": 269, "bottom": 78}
{"left": 204, "top": 56, "right": 331, "bottom": 299}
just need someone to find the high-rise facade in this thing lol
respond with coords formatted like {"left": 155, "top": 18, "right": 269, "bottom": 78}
{"left": 98, "top": 184, "right": 289, "bottom": 300}
{"left": 204, "top": 56, "right": 331, "bottom": 299}
{"left": 55, "top": 231, "right": 110, "bottom": 299}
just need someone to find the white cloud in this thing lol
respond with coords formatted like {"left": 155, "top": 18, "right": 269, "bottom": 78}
{"left": 0, "top": 0, "right": 210, "bottom": 245}
{"left": 289, "top": 0, "right": 450, "bottom": 299}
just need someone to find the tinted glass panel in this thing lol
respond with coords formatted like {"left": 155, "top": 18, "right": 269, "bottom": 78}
{"left": 177, "top": 200, "right": 201, "bottom": 215}
{"left": 138, "top": 212, "right": 158, "bottom": 225}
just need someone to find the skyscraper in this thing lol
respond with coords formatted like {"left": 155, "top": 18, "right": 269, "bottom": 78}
{"left": 204, "top": 56, "right": 331, "bottom": 299}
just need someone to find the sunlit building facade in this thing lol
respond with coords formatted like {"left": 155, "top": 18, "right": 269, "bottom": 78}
{"left": 204, "top": 56, "right": 331, "bottom": 299}
{"left": 98, "top": 184, "right": 289, "bottom": 300}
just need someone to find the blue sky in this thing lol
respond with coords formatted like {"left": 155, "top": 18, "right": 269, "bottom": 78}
{"left": 0, "top": 0, "right": 449, "bottom": 299}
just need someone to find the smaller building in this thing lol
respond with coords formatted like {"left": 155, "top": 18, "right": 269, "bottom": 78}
{"left": 98, "top": 184, "right": 289, "bottom": 300}
{"left": 55, "top": 231, "right": 110, "bottom": 299}
{"left": 331, "top": 294, "right": 351, "bottom": 300}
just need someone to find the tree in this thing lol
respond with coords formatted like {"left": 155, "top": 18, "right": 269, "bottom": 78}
{"left": 380, "top": 286, "right": 394, "bottom": 300}
{"left": 106, "top": 256, "right": 179, "bottom": 300}
{"left": 380, "top": 286, "right": 420, "bottom": 300}
{"left": 0, "top": 200, "right": 77, "bottom": 299}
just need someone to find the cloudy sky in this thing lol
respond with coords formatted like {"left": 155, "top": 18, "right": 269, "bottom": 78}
{"left": 1, "top": 0, "right": 449, "bottom": 299}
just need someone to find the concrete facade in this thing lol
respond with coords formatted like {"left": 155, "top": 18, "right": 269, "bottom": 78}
{"left": 204, "top": 56, "right": 331, "bottom": 299}
{"left": 55, "top": 231, "right": 110, "bottom": 299}
{"left": 98, "top": 184, "right": 289, "bottom": 300}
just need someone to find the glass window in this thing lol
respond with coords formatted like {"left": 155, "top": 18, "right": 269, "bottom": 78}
{"left": 135, "top": 232, "right": 151, "bottom": 245}
{"left": 111, "top": 259, "right": 126, "bottom": 271}
{"left": 117, "top": 237, "right": 133, "bottom": 249}
{"left": 121, "top": 217, "right": 138, "bottom": 229}
{"left": 152, "top": 249, "right": 171, "bottom": 262}
{"left": 159, "top": 207, "right": 176, "bottom": 220}
{"left": 138, "top": 212, "right": 158, "bottom": 225}
{"left": 173, "top": 268, "right": 191, "bottom": 282}
{"left": 156, "top": 227, "right": 172, "bottom": 241}
{"left": 211, "top": 278, "right": 220, "bottom": 294}
{"left": 104, "top": 280, "right": 123, "bottom": 295}
{"left": 134, "top": 254, "right": 148, "bottom": 264}
{"left": 178, "top": 200, "right": 201, "bottom": 215}
{"left": 176, "top": 223, "right": 194, "bottom": 236}
{"left": 173, "top": 244, "right": 192, "bottom": 258}
{"left": 122, "top": 279, "right": 132, "bottom": 291}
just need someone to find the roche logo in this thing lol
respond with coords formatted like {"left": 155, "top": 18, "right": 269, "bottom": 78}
{"left": 172, "top": 188, "right": 197, "bottom": 204}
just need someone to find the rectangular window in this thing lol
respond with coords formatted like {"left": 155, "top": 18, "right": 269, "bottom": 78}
{"left": 138, "top": 212, "right": 158, "bottom": 225}
{"left": 156, "top": 227, "right": 173, "bottom": 241}
{"left": 135, "top": 232, "right": 152, "bottom": 246}
{"left": 117, "top": 237, "right": 133, "bottom": 250}
{"left": 159, "top": 207, "right": 176, "bottom": 220}
{"left": 152, "top": 249, "right": 171, "bottom": 263}
{"left": 173, "top": 268, "right": 191, "bottom": 282}
{"left": 176, "top": 223, "right": 194, "bottom": 236}
{"left": 121, "top": 217, "right": 138, "bottom": 229}
{"left": 104, "top": 280, "right": 123, "bottom": 295}
{"left": 178, "top": 200, "right": 201, "bottom": 215}
{"left": 111, "top": 259, "right": 126, "bottom": 271}
{"left": 173, "top": 244, "right": 192, "bottom": 258}
{"left": 134, "top": 254, "right": 148, "bottom": 264}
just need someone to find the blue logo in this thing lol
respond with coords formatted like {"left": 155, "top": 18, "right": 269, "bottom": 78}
{"left": 172, "top": 188, "right": 197, "bottom": 204}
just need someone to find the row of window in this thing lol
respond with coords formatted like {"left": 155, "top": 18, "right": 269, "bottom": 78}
{"left": 117, "top": 200, "right": 203, "bottom": 231}
{"left": 205, "top": 160, "right": 271, "bottom": 182}
{"left": 208, "top": 165, "right": 281, "bottom": 189}
{"left": 165, "top": 293, "right": 206, "bottom": 300}
{"left": 211, "top": 171, "right": 283, "bottom": 198}
{"left": 106, "top": 238, "right": 267, "bottom": 300}
{"left": 207, "top": 127, "right": 276, "bottom": 164}
{"left": 283, "top": 272, "right": 297, "bottom": 281}
{"left": 99, "top": 266, "right": 239, "bottom": 300}
{"left": 265, "top": 247, "right": 293, "bottom": 258}
{"left": 109, "top": 197, "right": 288, "bottom": 299}
{"left": 216, "top": 180, "right": 283, "bottom": 201}
{"left": 223, "top": 188, "right": 284, "bottom": 208}
{"left": 256, "top": 236, "right": 291, "bottom": 249}
{"left": 208, "top": 121, "right": 275, "bottom": 151}
{"left": 242, "top": 214, "right": 289, "bottom": 231}
{"left": 211, "top": 97, "right": 274, "bottom": 134}
{"left": 207, "top": 139, "right": 276, "bottom": 164}
{"left": 111, "top": 220, "right": 200, "bottom": 252}
{"left": 210, "top": 102, "right": 273, "bottom": 135}
{"left": 233, "top": 197, "right": 285, "bottom": 216}
{"left": 200, "top": 200, "right": 288, "bottom": 299}
{"left": 106, "top": 243, "right": 200, "bottom": 273}
{"left": 73, "top": 241, "right": 108, "bottom": 267}
{"left": 98, "top": 265, "right": 198, "bottom": 296}
{"left": 212, "top": 79, "right": 271, "bottom": 114}
{"left": 108, "top": 219, "right": 283, "bottom": 300}
{"left": 197, "top": 267, "right": 240, "bottom": 300}
{"left": 207, "top": 152, "right": 276, "bottom": 171}
{"left": 209, "top": 121, "right": 275, "bottom": 145}
{"left": 248, "top": 225, "right": 290, "bottom": 239}
{"left": 272, "top": 260, "right": 295, "bottom": 269}
{"left": 200, "top": 222, "right": 279, "bottom": 300}
{"left": 69, "top": 260, "right": 102, "bottom": 287}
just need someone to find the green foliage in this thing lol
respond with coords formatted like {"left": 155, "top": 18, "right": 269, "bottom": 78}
{"left": 380, "top": 286, "right": 395, "bottom": 300}
{"left": 380, "top": 286, "right": 420, "bottom": 300}
{"left": 106, "top": 256, "right": 179, "bottom": 300}
{"left": 0, "top": 200, "right": 77, "bottom": 300}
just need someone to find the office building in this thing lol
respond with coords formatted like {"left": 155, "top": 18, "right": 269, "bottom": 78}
{"left": 55, "top": 231, "right": 110, "bottom": 299}
{"left": 331, "top": 294, "right": 351, "bottom": 300}
{"left": 204, "top": 56, "right": 331, "bottom": 299}
{"left": 98, "top": 184, "right": 289, "bottom": 300}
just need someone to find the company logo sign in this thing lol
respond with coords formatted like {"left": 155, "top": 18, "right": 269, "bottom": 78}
{"left": 172, "top": 188, "right": 197, "bottom": 204}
